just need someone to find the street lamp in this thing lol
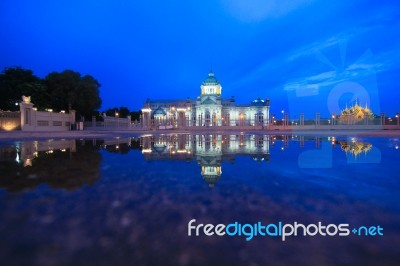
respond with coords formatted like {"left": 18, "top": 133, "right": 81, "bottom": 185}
{"left": 281, "top": 109, "right": 285, "bottom": 126}
{"left": 115, "top": 112, "right": 119, "bottom": 128}
{"left": 396, "top": 113, "right": 399, "bottom": 126}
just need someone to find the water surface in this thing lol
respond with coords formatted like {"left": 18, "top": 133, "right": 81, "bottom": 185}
{"left": 0, "top": 134, "right": 399, "bottom": 266}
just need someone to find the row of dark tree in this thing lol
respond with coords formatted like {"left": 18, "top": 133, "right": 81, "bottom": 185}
{"left": 102, "top": 106, "right": 142, "bottom": 121}
{"left": 0, "top": 67, "right": 141, "bottom": 120}
{"left": 0, "top": 67, "right": 101, "bottom": 119}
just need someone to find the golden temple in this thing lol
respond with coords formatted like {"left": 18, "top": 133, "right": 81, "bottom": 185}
{"left": 338, "top": 100, "right": 374, "bottom": 124}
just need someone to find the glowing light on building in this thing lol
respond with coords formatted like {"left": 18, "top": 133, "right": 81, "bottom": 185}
{"left": 337, "top": 100, "right": 374, "bottom": 124}
{"left": 338, "top": 140, "right": 372, "bottom": 158}
{"left": 141, "top": 71, "right": 270, "bottom": 129}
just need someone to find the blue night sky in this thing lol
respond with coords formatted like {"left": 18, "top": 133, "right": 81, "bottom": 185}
{"left": 1, "top": 0, "right": 399, "bottom": 117}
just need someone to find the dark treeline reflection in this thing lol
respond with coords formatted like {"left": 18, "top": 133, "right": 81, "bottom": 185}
{"left": 100, "top": 137, "right": 141, "bottom": 154}
{"left": 0, "top": 138, "right": 143, "bottom": 192}
{"left": 0, "top": 140, "right": 97, "bottom": 191}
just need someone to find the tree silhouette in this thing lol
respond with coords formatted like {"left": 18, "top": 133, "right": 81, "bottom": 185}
{"left": 0, "top": 67, "right": 102, "bottom": 119}
{"left": 0, "top": 67, "right": 49, "bottom": 111}
{"left": 45, "top": 70, "right": 102, "bottom": 119}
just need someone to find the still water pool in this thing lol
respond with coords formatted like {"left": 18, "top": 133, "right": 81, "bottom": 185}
{"left": 0, "top": 134, "right": 399, "bottom": 266}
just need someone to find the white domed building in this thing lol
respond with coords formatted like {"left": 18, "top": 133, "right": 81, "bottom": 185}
{"left": 141, "top": 71, "right": 270, "bottom": 129}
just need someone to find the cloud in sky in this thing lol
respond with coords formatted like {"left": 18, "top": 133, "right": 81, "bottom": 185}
{"left": 230, "top": 13, "right": 400, "bottom": 98}
{"left": 283, "top": 43, "right": 399, "bottom": 93}
{"left": 221, "top": 0, "right": 314, "bottom": 22}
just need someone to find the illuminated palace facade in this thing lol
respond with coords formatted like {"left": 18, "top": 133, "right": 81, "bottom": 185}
{"left": 141, "top": 71, "right": 270, "bottom": 128}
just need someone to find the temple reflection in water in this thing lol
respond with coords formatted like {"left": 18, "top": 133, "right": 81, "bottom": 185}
{"left": 336, "top": 138, "right": 373, "bottom": 158}
{"left": 140, "top": 134, "right": 270, "bottom": 188}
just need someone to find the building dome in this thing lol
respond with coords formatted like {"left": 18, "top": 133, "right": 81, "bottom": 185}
{"left": 202, "top": 71, "right": 220, "bottom": 85}
{"left": 152, "top": 107, "right": 166, "bottom": 117}
{"left": 251, "top": 97, "right": 265, "bottom": 106}
{"left": 200, "top": 71, "right": 222, "bottom": 96}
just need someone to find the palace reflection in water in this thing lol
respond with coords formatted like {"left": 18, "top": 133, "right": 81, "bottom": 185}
{"left": 140, "top": 134, "right": 270, "bottom": 188}
{"left": 0, "top": 134, "right": 380, "bottom": 190}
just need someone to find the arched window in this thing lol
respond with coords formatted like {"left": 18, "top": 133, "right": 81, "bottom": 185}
{"left": 239, "top": 113, "right": 246, "bottom": 126}
{"left": 205, "top": 134, "right": 211, "bottom": 151}
{"left": 256, "top": 113, "right": 264, "bottom": 125}
{"left": 212, "top": 112, "right": 217, "bottom": 126}
{"left": 253, "top": 136, "right": 264, "bottom": 148}
{"left": 205, "top": 111, "right": 211, "bottom": 126}
{"left": 198, "top": 114, "right": 203, "bottom": 126}
{"left": 222, "top": 112, "right": 230, "bottom": 126}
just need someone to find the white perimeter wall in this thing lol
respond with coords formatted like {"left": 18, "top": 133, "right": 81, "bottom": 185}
{"left": 20, "top": 102, "right": 75, "bottom": 131}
